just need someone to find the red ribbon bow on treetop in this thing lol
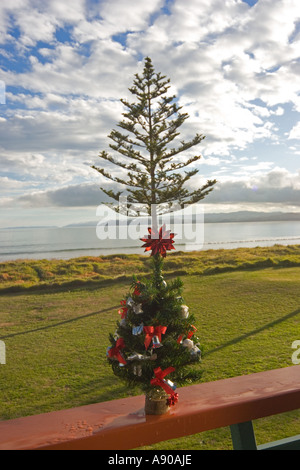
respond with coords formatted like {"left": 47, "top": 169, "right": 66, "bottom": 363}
{"left": 108, "top": 338, "right": 127, "bottom": 365}
{"left": 143, "top": 325, "right": 167, "bottom": 350}
{"left": 118, "top": 300, "right": 128, "bottom": 319}
{"left": 150, "top": 366, "right": 176, "bottom": 395}
{"left": 140, "top": 224, "right": 175, "bottom": 258}
{"left": 177, "top": 325, "right": 197, "bottom": 344}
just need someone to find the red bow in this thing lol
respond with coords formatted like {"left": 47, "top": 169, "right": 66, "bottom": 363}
{"left": 108, "top": 338, "right": 127, "bottom": 365}
{"left": 150, "top": 366, "right": 176, "bottom": 395}
{"left": 177, "top": 325, "right": 197, "bottom": 344}
{"left": 187, "top": 325, "right": 197, "bottom": 339}
{"left": 143, "top": 325, "right": 167, "bottom": 350}
{"left": 118, "top": 300, "right": 128, "bottom": 319}
{"left": 133, "top": 282, "right": 141, "bottom": 296}
{"left": 140, "top": 224, "right": 175, "bottom": 258}
{"left": 167, "top": 393, "right": 179, "bottom": 406}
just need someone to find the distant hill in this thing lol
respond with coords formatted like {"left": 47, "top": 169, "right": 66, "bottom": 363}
{"left": 2, "top": 225, "right": 58, "bottom": 230}
{"left": 204, "top": 211, "right": 300, "bottom": 223}
{"left": 3, "top": 211, "right": 300, "bottom": 230}
{"left": 66, "top": 211, "right": 300, "bottom": 227}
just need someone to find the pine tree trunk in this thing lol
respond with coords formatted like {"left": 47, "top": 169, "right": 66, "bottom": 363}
{"left": 151, "top": 203, "right": 158, "bottom": 232}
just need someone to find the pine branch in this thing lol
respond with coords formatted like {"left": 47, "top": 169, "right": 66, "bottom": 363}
{"left": 92, "top": 57, "right": 217, "bottom": 214}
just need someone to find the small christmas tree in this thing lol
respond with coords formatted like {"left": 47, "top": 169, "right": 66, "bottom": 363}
{"left": 107, "top": 225, "right": 202, "bottom": 413}
{"left": 94, "top": 57, "right": 215, "bottom": 413}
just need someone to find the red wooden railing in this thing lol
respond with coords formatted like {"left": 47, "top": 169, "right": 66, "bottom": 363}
{"left": 0, "top": 366, "right": 300, "bottom": 450}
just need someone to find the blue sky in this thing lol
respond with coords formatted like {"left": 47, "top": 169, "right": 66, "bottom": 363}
{"left": 0, "top": 0, "right": 300, "bottom": 227}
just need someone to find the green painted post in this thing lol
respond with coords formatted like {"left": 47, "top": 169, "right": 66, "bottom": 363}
{"left": 230, "top": 421, "right": 257, "bottom": 450}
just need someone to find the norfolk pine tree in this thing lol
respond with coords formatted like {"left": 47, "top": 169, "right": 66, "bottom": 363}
{"left": 91, "top": 57, "right": 216, "bottom": 228}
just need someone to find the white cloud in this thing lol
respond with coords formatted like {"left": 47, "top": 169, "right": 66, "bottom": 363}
{"left": 289, "top": 122, "right": 300, "bottom": 140}
{"left": 7, "top": 166, "right": 299, "bottom": 213}
{"left": 0, "top": 0, "right": 299, "bottom": 221}
{"left": 205, "top": 167, "right": 300, "bottom": 206}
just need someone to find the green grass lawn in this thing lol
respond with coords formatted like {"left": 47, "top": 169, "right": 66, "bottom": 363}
{"left": 0, "top": 246, "right": 300, "bottom": 449}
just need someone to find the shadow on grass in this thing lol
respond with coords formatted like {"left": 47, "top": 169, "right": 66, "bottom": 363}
{"left": 0, "top": 305, "right": 119, "bottom": 340}
{"left": 68, "top": 378, "right": 141, "bottom": 406}
{"left": 204, "top": 307, "right": 300, "bottom": 357}
{"left": 2, "top": 304, "right": 300, "bottom": 352}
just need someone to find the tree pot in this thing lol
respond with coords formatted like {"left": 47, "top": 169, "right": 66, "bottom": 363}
{"left": 144, "top": 389, "right": 170, "bottom": 415}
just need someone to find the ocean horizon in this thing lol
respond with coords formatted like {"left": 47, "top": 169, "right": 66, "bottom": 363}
{"left": 0, "top": 219, "right": 300, "bottom": 262}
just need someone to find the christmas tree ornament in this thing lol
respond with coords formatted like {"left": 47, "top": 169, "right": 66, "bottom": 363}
{"left": 126, "top": 297, "right": 135, "bottom": 308}
{"left": 133, "top": 282, "right": 142, "bottom": 296}
{"left": 132, "top": 323, "right": 144, "bottom": 335}
{"left": 143, "top": 325, "right": 167, "bottom": 350}
{"left": 133, "top": 365, "right": 142, "bottom": 376}
{"left": 152, "top": 335, "right": 162, "bottom": 349}
{"left": 181, "top": 305, "right": 189, "bottom": 319}
{"left": 141, "top": 225, "right": 175, "bottom": 258}
{"left": 107, "top": 338, "right": 127, "bottom": 365}
{"left": 132, "top": 303, "right": 143, "bottom": 315}
{"left": 187, "top": 325, "right": 197, "bottom": 339}
{"left": 167, "top": 393, "right": 179, "bottom": 407}
{"left": 177, "top": 324, "right": 197, "bottom": 344}
{"left": 113, "top": 330, "right": 119, "bottom": 340}
{"left": 149, "top": 353, "right": 158, "bottom": 361}
{"left": 182, "top": 338, "right": 194, "bottom": 350}
{"left": 118, "top": 300, "right": 128, "bottom": 319}
{"left": 190, "top": 344, "right": 201, "bottom": 360}
{"left": 150, "top": 366, "right": 177, "bottom": 395}
{"left": 127, "top": 352, "right": 157, "bottom": 362}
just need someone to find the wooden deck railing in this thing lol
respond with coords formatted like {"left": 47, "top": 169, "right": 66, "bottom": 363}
{"left": 0, "top": 366, "right": 300, "bottom": 450}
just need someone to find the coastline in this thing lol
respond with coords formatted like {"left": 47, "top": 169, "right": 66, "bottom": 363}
{"left": 1, "top": 243, "right": 299, "bottom": 294}
{"left": 1, "top": 219, "right": 300, "bottom": 263}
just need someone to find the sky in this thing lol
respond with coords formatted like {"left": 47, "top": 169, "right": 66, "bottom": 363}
{"left": 0, "top": 0, "right": 300, "bottom": 228}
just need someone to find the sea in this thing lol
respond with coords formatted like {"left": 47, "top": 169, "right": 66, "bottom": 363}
{"left": 0, "top": 220, "right": 300, "bottom": 262}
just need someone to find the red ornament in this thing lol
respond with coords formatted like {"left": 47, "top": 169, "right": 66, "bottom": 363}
{"left": 133, "top": 281, "right": 141, "bottom": 296}
{"left": 187, "top": 325, "right": 197, "bottom": 339}
{"left": 167, "top": 393, "right": 179, "bottom": 406}
{"left": 143, "top": 325, "right": 167, "bottom": 350}
{"left": 150, "top": 366, "right": 176, "bottom": 395}
{"left": 140, "top": 224, "right": 175, "bottom": 258}
{"left": 108, "top": 338, "right": 127, "bottom": 365}
{"left": 177, "top": 325, "right": 197, "bottom": 344}
{"left": 118, "top": 300, "right": 128, "bottom": 319}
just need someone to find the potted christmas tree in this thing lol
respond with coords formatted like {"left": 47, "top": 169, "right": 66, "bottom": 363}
{"left": 107, "top": 224, "right": 202, "bottom": 414}
{"left": 92, "top": 57, "right": 216, "bottom": 414}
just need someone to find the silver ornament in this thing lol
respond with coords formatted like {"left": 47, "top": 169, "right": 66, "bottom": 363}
{"left": 133, "top": 365, "right": 142, "bottom": 376}
{"left": 181, "top": 305, "right": 189, "bottom": 319}
{"left": 133, "top": 303, "right": 143, "bottom": 314}
{"left": 126, "top": 297, "right": 135, "bottom": 307}
{"left": 152, "top": 335, "right": 163, "bottom": 349}
{"left": 182, "top": 338, "right": 194, "bottom": 350}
